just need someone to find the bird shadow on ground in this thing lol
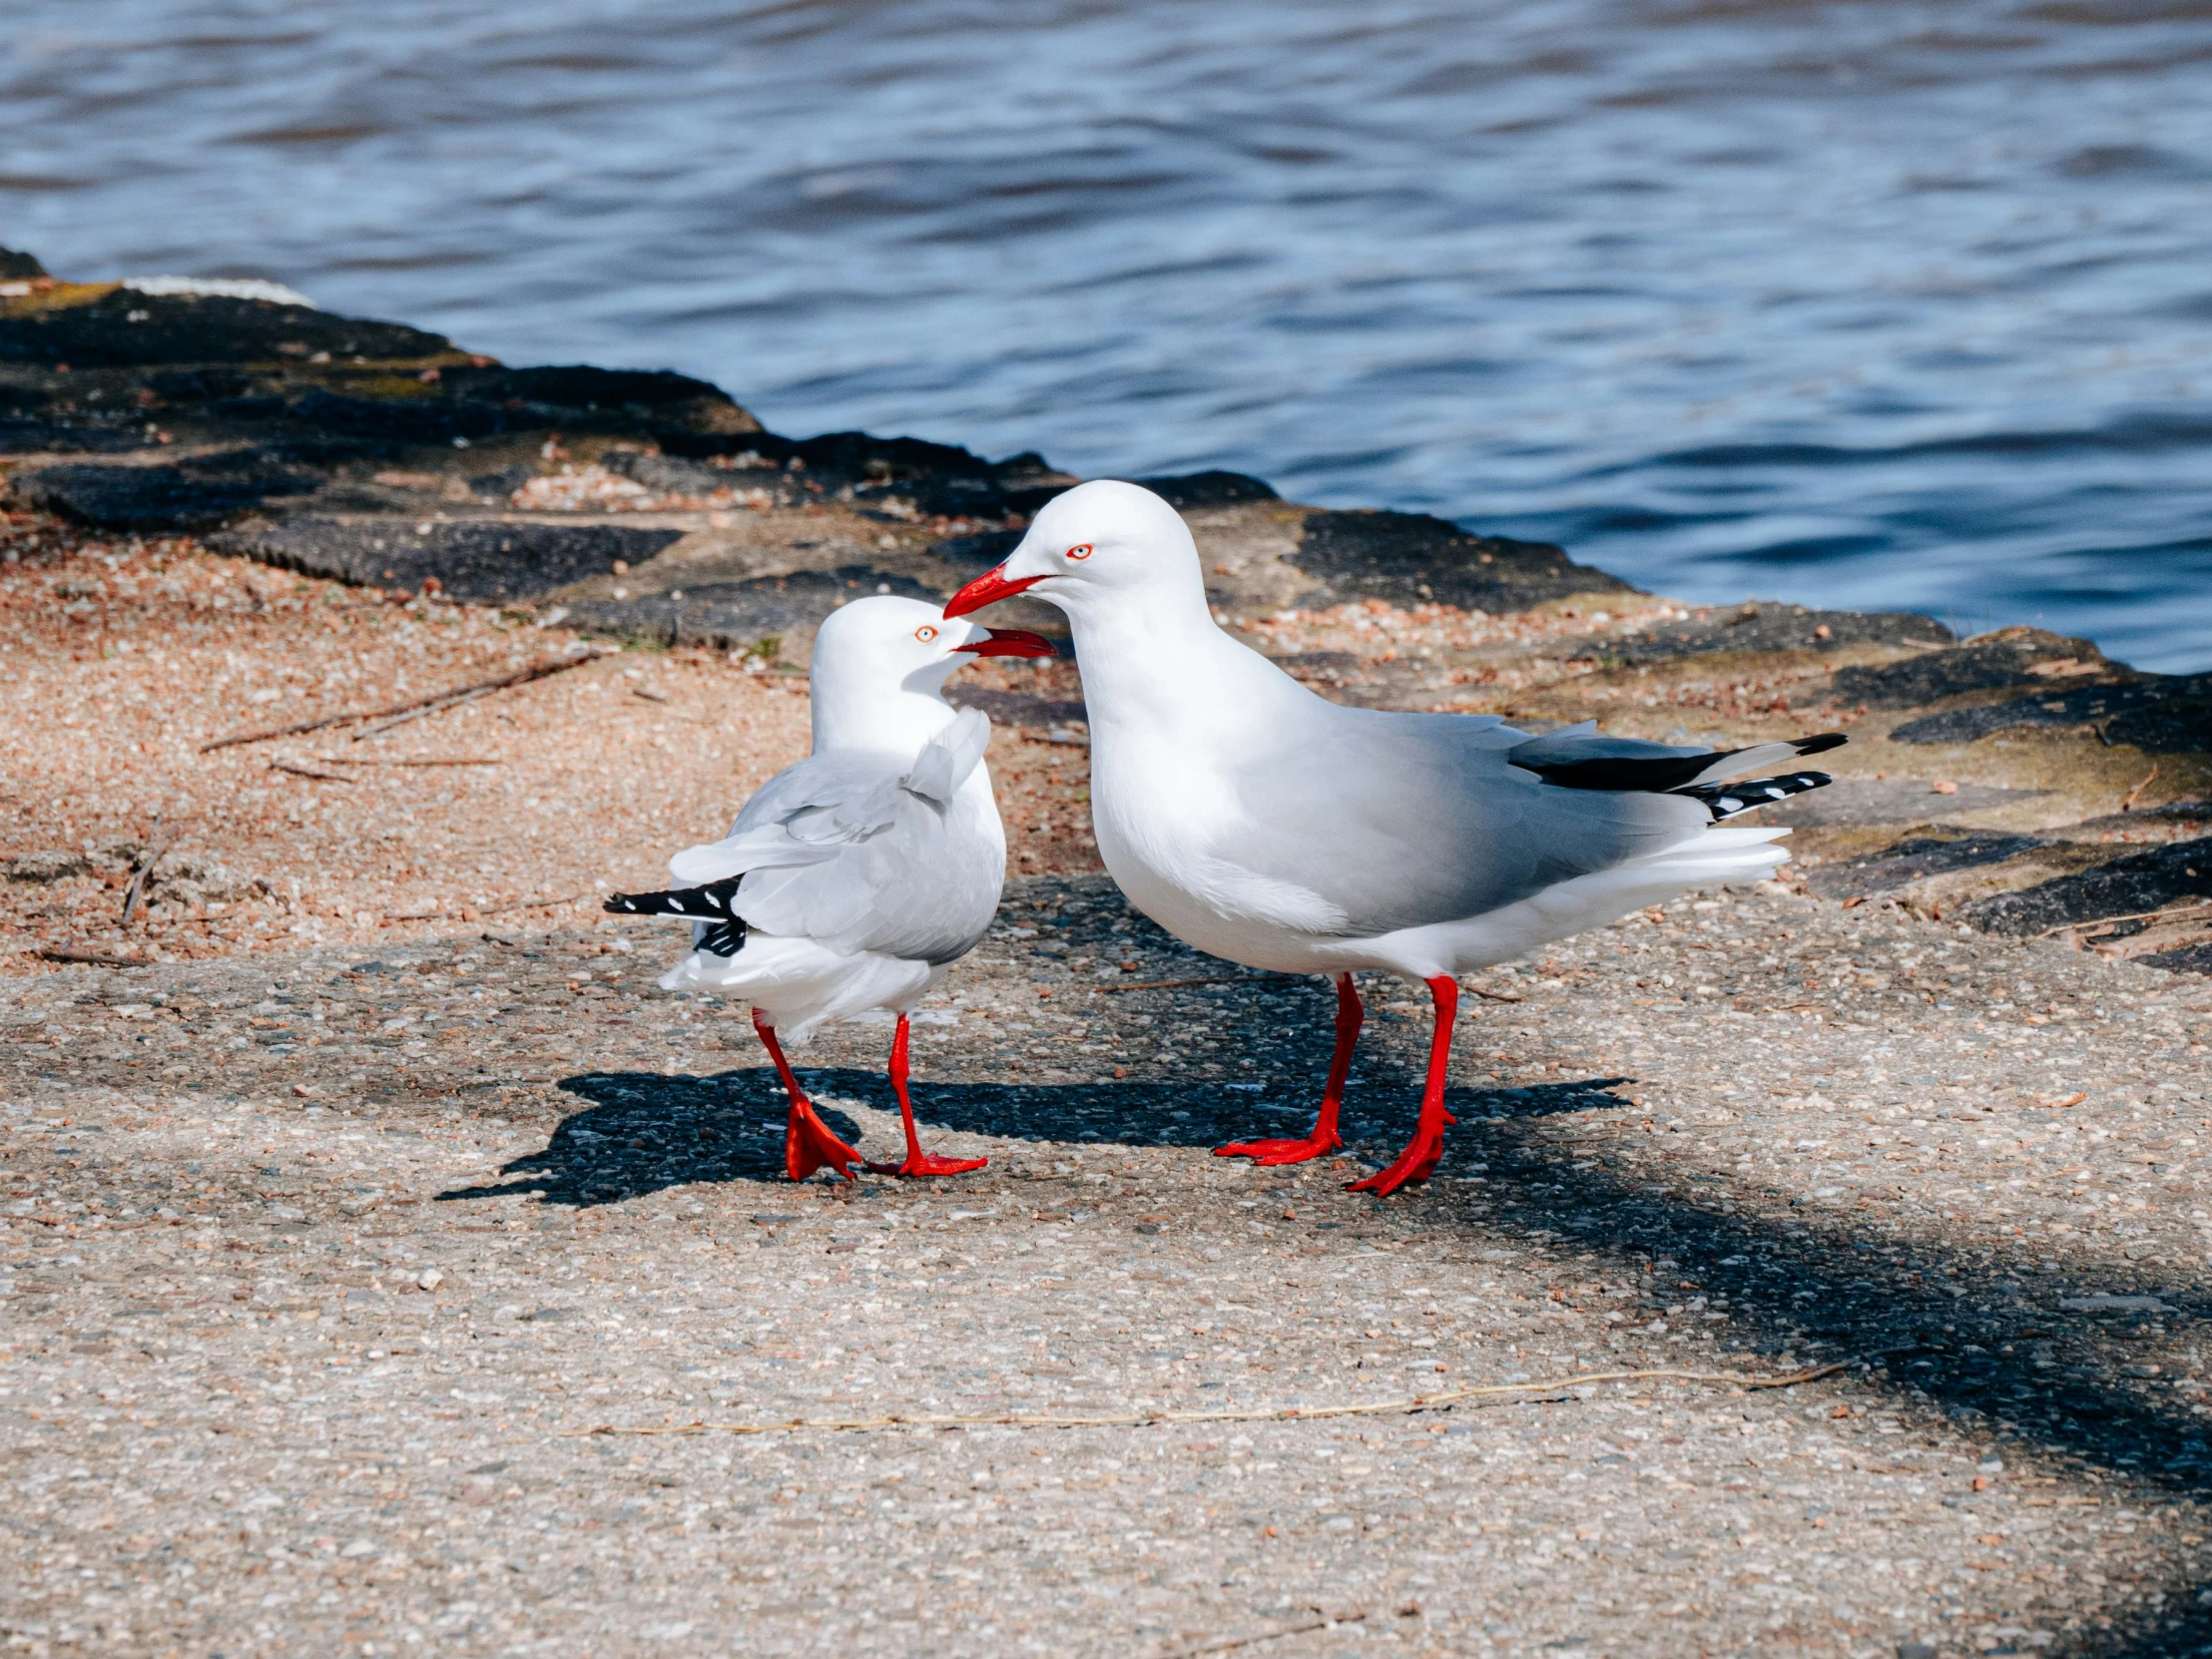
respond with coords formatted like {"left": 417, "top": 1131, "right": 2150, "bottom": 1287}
{"left": 431, "top": 1052, "right": 2212, "bottom": 1650}
{"left": 432, "top": 1062, "right": 1631, "bottom": 1209}
{"left": 1410, "top": 1118, "right": 2212, "bottom": 1657}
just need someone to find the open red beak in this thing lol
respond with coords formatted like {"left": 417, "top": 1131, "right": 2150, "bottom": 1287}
{"left": 954, "top": 627, "right": 1056, "bottom": 660}
{"left": 942, "top": 563, "right": 1044, "bottom": 619}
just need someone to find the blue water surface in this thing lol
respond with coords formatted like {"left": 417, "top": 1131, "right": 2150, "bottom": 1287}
{"left": 5, "top": 0, "right": 2211, "bottom": 665}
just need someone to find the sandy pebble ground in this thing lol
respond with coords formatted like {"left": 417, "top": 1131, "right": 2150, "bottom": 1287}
{"left": 0, "top": 520, "right": 1100, "bottom": 970}
{"left": 5, "top": 874, "right": 2212, "bottom": 1658}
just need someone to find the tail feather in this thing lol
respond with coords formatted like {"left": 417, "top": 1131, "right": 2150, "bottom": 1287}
{"left": 604, "top": 876, "right": 749, "bottom": 958}
{"left": 1672, "top": 771, "right": 1833, "bottom": 822}
{"left": 1685, "top": 732, "right": 1846, "bottom": 788}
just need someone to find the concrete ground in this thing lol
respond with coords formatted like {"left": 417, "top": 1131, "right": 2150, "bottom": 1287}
{"left": 6, "top": 875, "right": 2212, "bottom": 1657}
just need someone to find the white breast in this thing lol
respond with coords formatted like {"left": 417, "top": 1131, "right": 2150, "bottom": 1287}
{"left": 1089, "top": 730, "right": 1347, "bottom": 972}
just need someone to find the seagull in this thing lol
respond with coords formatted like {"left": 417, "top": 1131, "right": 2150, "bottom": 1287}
{"left": 604, "top": 596, "right": 1054, "bottom": 1181}
{"left": 943, "top": 480, "right": 1844, "bottom": 1196}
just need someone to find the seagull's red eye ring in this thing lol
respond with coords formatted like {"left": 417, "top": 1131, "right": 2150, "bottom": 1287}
{"left": 1065, "top": 543, "right": 1093, "bottom": 561}
{"left": 913, "top": 624, "right": 939, "bottom": 643}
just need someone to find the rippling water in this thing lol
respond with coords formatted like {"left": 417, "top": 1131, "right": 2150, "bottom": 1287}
{"left": 7, "top": 1, "right": 2212, "bottom": 666}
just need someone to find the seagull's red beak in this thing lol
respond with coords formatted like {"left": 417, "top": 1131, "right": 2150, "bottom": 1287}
{"left": 942, "top": 563, "right": 1043, "bottom": 619}
{"left": 953, "top": 627, "right": 1056, "bottom": 660}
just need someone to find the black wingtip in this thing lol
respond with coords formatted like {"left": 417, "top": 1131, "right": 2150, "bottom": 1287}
{"left": 1681, "top": 769, "right": 1836, "bottom": 821}
{"left": 1794, "top": 732, "right": 1849, "bottom": 757}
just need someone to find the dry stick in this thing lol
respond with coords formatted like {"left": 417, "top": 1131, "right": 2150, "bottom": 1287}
{"left": 37, "top": 945, "right": 154, "bottom": 969}
{"left": 2124, "top": 762, "right": 2162, "bottom": 813}
{"left": 119, "top": 818, "right": 165, "bottom": 928}
{"left": 1164, "top": 1610, "right": 1368, "bottom": 1659}
{"left": 1096, "top": 974, "right": 1523, "bottom": 1001}
{"left": 563, "top": 1360, "right": 1854, "bottom": 1440}
{"left": 269, "top": 760, "right": 352, "bottom": 784}
{"left": 200, "top": 649, "right": 603, "bottom": 753}
{"left": 2034, "top": 899, "right": 2212, "bottom": 940}
{"left": 312, "top": 757, "right": 504, "bottom": 768}
{"left": 476, "top": 893, "right": 580, "bottom": 915}
{"left": 352, "top": 683, "right": 499, "bottom": 740}
{"left": 384, "top": 893, "right": 579, "bottom": 922}
{"left": 1096, "top": 975, "right": 1303, "bottom": 994}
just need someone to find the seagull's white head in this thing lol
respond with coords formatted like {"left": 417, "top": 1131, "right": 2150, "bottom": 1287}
{"left": 942, "top": 479, "right": 1206, "bottom": 627}
{"left": 809, "top": 594, "right": 1052, "bottom": 752}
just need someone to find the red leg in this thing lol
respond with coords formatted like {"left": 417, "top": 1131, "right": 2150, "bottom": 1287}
{"left": 865, "top": 1013, "right": 986, "bottom": 1177}
{"left": 1216, "top": 973, "right": 1362, "bottom": 1166}
{"left": 755, "top": 1008, "right": 857, "bottom": 1182}
{"left": 1348, "top": 974, "right": 1458, "bottom": 1196}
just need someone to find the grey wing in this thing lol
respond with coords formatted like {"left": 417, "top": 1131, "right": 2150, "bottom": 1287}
{"left": 1498, "top": 720, "right": 1708, "bottom": 770}
{"left": 736, "top": 788, "right": 1002, "bottom": 961}
{"left": 1225, "top": 709, "right": 1710, "bottom": 935}
{"left": 671, "top": 722, "right": 1003, "bottom": 961}
{"left": 667, "top": 751, "right": 901, "bottom": 886}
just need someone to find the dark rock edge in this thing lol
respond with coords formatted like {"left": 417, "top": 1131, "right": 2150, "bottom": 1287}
{"left": 3, "top": 252, "right": 2207, "bottom": 966}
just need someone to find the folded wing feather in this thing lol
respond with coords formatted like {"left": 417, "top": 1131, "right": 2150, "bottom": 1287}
{"left": 665, "top": 712, "right": 1002, "bottom": 962}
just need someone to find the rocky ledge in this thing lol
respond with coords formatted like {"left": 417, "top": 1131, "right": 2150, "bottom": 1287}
{"left": 3, "top": 247, "right": 2207, "bottom": 971}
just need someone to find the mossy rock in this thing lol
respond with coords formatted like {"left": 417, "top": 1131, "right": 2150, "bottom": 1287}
{"left": 0, "top": 286, "right": 454, "bottom": 368}
{"left": 1295, "top": 508, "right": 1635, "bottom": 612}
{"left": 1830, "top": 626, "right": 2115, "bottom": 710}
{"left": 209, "top": 517, "right": 688, "bottom": 605}
{"left": 561, "top": 568, "right": 943, "bottom": 649}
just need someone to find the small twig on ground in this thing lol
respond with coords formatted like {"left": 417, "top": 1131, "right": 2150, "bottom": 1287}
{"left": 2034, "top": 899, "right": 2212, "bottom": 940}
{"left": 201, "top": 648, "right": 605, "bottom": 752}
{"left": 564, "top": 1360, "right": 1855, "bottom": 1440}
{"left": 1096, "top": 974, "right": 1305, "bottom": 994}
{"left": 384, "top": 894, "right": 578, "bottom": 923}
{"left": 37, "top": 943, "right": 155, "bottom": 968}
{"left": 352, "top": 684, "right": 500, "bottom": 740}
{"left": 120, "top": 818, "right": 166, "bottom": 927}
{"left": 2124, "top": 763, "right": 2161, "bottom": 812}
{"left": 269, "top": 760, "right": 353, "bottom": 784}
{"left": 312, "top": 756, "right": 505, "bottom": 768}
{"left": 632, "top": 687, "right": 668, "bottom": 703}
{"left": 478, "top": 893, "right": 581, "bottom": 916}
{"left": 1098, "top": 973, "right": 1521, "bottom": 999}
{"left": 1160, "top": 1609, "right": 1369, "bottom": 1659}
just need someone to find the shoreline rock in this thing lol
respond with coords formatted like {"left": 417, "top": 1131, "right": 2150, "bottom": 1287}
{"left": 2, "top": 251, "right": 2207, "bottom": 969}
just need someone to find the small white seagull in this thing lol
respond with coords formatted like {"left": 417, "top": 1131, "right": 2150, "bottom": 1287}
{"left": 945, "top": 481, "right": 1844, "bottom": 1196}
{"left": 605, "top": 596, "right": 1054, "bottom": 1181}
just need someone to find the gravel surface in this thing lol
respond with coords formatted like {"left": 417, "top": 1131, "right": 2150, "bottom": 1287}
{"left": 0, "top": 520, "right": 1099, "bottom": 971}
{"left": 7, "top": 877, "right": 2212, "bottom": 1657}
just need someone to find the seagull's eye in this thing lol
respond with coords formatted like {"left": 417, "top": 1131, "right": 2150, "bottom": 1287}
{"left": 913, "top": 625, "right": 938, "bottom": 643}
{"left": 1065, "top": 543, "right": 1093, "bottom": 561}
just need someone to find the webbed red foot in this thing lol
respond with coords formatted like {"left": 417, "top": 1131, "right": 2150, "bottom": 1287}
{"left": 786, "top": 1099, "right": 860, "bottom": 1182}
{"left": 1345, "top": 974, "right": 1459, "bottom": 1199}
{"left": 1215, "top": 974, "right": 1363, "bottom": 1171}
{"left": 866, "top": 1012, "right": 986, "bottom": 1180}
{"left": 865, "top": 1150, "right": 989, "bottom": 1178}
{"left": 1214, "top": 1129, "right": 1343, "bottom": 1166}
{"left": 1345, "top": 1121, "right": 1445, "bottom": 1195}
{"left": 754, "top": 1009, "right": 857, "bottom": 1182}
